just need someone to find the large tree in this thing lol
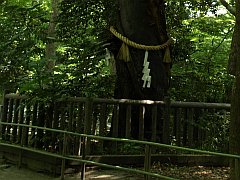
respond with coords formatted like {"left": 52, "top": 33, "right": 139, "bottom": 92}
{"left": 110, "top": 0, "right": 172, "bottom": 140}
{"left": 220, "top": 0, "right": 240, "bottom": 179}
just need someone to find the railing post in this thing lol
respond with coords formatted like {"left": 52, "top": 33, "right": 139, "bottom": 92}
{"left": 76, "top": 103, "right": 84, "bottom": 155}
{"left": 163, "top": 97, "right": 170, "bottom": 144}
{"left": 151, "top": 105, "right": 157, "bottom": 142}
{"left": 5, "top": 99, "right": 13, "bottom": 141}
{"left": 0, "top": 104, "right": 3, "bottom": 138}
{"left": 0, "top": 103, "right": 2, "bottom": 117}
{"left": 0, "top": 90, "right": 10, "bottom": 141}
{"left": 139, "top": 105, "right": 145, "bottom": 140}
{"left": 22, "top": 104, "right": 31, "bottom": 146}
{"left": 12, "top": 99, "right": 20, "bottom": 143}
{"left": 84, "top": 98, "right": 93, "bottom": 154}
{"left": 112, "top": 105, "right": 119, "bottom": 151}
{"left": 187, "top": 108, "right": 194, "bottom": 147}
{"left": 125, "top": 104, "right": 132, "bottom": 138}
{"left": 183, "top": 108, "right": 188, "bottom": 146}
{"left": 99, "top": 103, "right": 107, "bottom": 153}
{"left": 235, "top": 158, "right": 240, "bottom": 179}
{"left": 61, "top": 132, "right": 67, "bottom": 180}
{"left": 18, "top": 150, "right": 23, "bottom": 169}
{"left": 18, "top": 125, "right": 24, "bottom": 169}
{"left": 174, "top": 108, "right": 181, "bottom": 146}
{"left": 144, "top": 144, "right": 151, "bottom": 180}
{"left": 81, "top": 136, "right": 87, "bottom": 180}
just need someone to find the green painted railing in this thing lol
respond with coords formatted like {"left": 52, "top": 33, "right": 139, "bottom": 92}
{"left": 0, "top": 122, "right": 239, "bottom": 180}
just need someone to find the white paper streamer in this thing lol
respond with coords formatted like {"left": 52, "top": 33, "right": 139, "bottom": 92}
{"left": 142, "top": 51, "right": 151, "bottom": 88}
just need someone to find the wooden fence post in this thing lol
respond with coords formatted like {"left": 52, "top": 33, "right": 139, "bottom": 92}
{"left": 18, "top": 149, "right": 23, "bottom": 169}
{"left": 67, "top": 102, "right": 73, "bottom": 154}
{"left": 51, "top": 102, "right": 59, "bottom": 150}
{"left": 174, "top": 108, "right": 181, "bottom": 146}
{"left": 18, "top": 123, "right": 24, "bottom": 169}
{"left": 22, "top": 104, "right": 31, "bottom": 146}
{"left": 18, "top": 100, "right": 24, "bottom": 144}
{"left": 0, "top": 105, "right": 2, "bottom": 136}
{"left": 6, "top": 98, "right": 14, "bottom": 141}
{"left": 31, "top": 102, "right": 38, "bottom": 147}
{"left": 84, "top": 98, "right": 93, "bottom": 154}
{"left": 151, "top": 105, "right": 157, "bottom": 142}
{"left": 125, "top": 104, "right": 132, "bottom": 138}
{"left": 99, "top": 103, "right": 107, "bottom": 153}
{"left": 0, "top": 91, "right": 9, "bottom": 141}
{"left": 61, "top": 132, "right": 67, "bottom": 180}
{"left": 81, "top": 136, "right": 87, "bottom": 180}
{"left": 183, "top": 108, "right": 188, "bottom": 146}
{"left": 187, "top": 108, "right": 194, "bottom": 147}
{"left": 144, "top": 144, "right": 151, "bottom": 180}
{"left": 36, "top": 102, "right": 45, "bottom": 148}
{"left": 111, "top": 104, "right": 119, "bottom": 152}
{"left": 163, "top": 97, "right": 170, "bottom": 144}
{"left": 112, "top": 105, "right": 119, "bottom": 138}
{"left": 76, "top": 103, "right": 84, "bottom": 155}
{"left": 235, "top": 158, "right": 240, "bottom": 180}
{"left": 139, "top": 105, "right": 145, "bottom": 140}
{"left": 12, "top": 99, "right": 19, "bottom": 143}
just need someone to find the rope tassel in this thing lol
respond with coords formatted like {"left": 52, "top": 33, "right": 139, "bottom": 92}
{"left": 163, "top": 46, "right": 172, "bottom": 63}
{"left": 117, "top": 43, "right": 131, "bottom": 62}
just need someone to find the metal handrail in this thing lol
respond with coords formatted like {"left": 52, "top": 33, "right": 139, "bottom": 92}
{"left": 0, "top": 122, "right": 177, "bottom": 180}
{"left": 0, "top": 142, "right": 175, "bottom": 180}
{"left": 0, "top": 122, "right": 238, "bottom": 159}
{"left": 0, "top": 122, "right": 239, "bottom": 180}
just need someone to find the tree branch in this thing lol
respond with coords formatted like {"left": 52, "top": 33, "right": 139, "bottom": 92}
{"left": 219, "top": 0, "right": 236, "bottom": 16}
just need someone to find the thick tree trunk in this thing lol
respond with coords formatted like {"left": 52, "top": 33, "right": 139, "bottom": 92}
{"left": 229, "top": 0, "right": 240, "bottom": 179}
{"left": 113, "top": 0, "right": 171, "bottom": 140}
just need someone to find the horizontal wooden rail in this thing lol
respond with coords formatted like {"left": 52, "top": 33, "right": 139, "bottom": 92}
{"left": 4, "top": 94, "right": 230, "bottom": 109}
{"left": 171, "top": 101, "right": 230, "bottom": 109}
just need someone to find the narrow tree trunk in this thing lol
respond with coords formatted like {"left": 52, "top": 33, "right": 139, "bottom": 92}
{"left": 45, "top": 0, "right": 59, "bottom": 71}
{"left": 114, "top": 0, "right": 171, "bottom": 139}
{"left": 229, "top": 0, "right": 240, "bottom": 179}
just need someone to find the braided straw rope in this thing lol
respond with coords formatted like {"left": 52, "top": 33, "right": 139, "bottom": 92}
{"left": 110, "top": 26, "right": 174, "bottom": 51}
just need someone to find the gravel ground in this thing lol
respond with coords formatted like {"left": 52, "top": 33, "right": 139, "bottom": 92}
{"left": 151, "top": 163, "right": 230, "bottom": 179}
{"left": 0, "top": 164, "right": 54, "bottom": 180}
{"left": 0, "top": 164, "right": 142, "bottom": 180}
{"left": 0, "top": 163, "right": 230, "bottom": 180}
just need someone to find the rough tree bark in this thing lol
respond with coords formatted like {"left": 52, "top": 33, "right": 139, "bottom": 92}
{"left": 221, "top": 0, "right": 240, "bottom": 179}
{"left": 45, "top": 0, "right": 59, "bottom": 71}
{"left": 229, "top": 0, "right": 240, "bottom": 179}
{"left": 112, "top": 0, "right": 171, "bottom": 140}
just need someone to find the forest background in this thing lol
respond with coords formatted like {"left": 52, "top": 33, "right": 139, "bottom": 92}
{"left": 0, "top": 0, "right": 235, "bottom": 103}
{"left": 1, "top": 1, "right": 240, "bottom": 179}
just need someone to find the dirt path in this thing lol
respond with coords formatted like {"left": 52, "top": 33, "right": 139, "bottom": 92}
{"left": 0, "top": 163, "right": 230, "bottom": 180}
{"left": 0, "top": 164, "right": 54, "bottom": 180}
{"left": 0, "top": 164, "right": 143, "bottom": 180}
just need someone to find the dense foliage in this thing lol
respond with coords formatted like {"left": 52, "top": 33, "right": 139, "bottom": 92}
{"left": 0, "top": 0, "right": 115, "bottom": 99}
{"left": 171, "top": 14, "right": 234, "bottom": 102}
{"left": 0, "top": 0, "right": 234, "bottom": 103}
{"left": 0, "top": 2, "right": 48, "bottom": 92}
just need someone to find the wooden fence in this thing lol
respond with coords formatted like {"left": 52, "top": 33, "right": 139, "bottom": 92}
{"left": 0, "top": 94, "right": 231, "bottom": 156}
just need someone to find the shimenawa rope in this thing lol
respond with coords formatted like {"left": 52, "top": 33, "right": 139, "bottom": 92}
{"left": 109, "top": 26, "right": 173, "bottom": 88}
